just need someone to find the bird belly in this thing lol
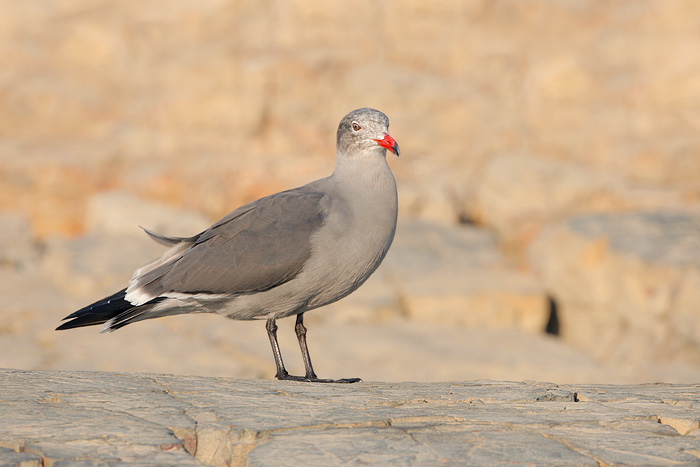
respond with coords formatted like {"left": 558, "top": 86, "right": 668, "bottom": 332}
{"left": 212, "top": 210, "right": 395, "bottom": 321}
{"left": 297, "top": 214, "right": 396, "bottom": 311}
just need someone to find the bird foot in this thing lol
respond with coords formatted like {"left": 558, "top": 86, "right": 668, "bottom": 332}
{"left": 275, "top": 373, "right": 361, "bottom": 384}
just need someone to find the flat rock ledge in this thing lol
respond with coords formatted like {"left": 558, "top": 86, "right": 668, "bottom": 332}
{"left": 1, "top": 369, "right": 698, "bottom": 466}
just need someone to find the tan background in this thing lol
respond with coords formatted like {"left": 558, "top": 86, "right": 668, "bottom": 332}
{"left": 1, "top": 0, "right": 699, "bottom": 383}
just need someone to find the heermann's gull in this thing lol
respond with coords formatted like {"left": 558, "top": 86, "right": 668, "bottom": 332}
{"left": 57, "top": 108, "right": 399, "bottom": 383}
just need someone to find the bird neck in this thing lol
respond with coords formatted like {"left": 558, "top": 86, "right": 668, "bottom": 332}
{"left": 330, "top": 150, "right": 397, "bottom": 213}
{"left": 333, "top": 150, "right": 391, "bottom": 182}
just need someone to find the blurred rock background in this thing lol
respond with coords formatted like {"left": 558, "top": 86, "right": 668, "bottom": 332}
{"left": 1, "top": 0, "right": 699, "bottom": 383}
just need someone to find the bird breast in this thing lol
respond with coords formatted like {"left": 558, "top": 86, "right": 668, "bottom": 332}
{"left": 300, "top": 165, "right": 398, "bottom": 310}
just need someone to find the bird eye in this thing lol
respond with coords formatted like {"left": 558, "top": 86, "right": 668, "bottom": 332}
{"left": 351, "top": 122, "right": 361, "bottom": 131}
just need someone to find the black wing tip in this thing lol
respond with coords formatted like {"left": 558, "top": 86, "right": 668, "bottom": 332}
{"left": 57, "top": 288, "right": 130, "bottom": 331}
{"left": 56, "top": 317, "right": 103, "bottom": 331}
{"left": 55, "top": 321, "right": 81, "bottom": 331}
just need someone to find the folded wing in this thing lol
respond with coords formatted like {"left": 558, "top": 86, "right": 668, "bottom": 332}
{"left": 126, "top": 189, "right": 330, "bottom": 305}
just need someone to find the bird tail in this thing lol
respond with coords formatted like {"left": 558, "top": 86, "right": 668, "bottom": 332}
{"left": 56, "top": 289, "right": 165, "bottom": 332}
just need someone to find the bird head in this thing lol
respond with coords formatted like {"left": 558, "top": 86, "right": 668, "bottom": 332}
{"left": 336, "top": 108, "right": 400, "bottom": 158}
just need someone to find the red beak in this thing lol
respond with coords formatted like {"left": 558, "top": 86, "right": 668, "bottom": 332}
{"left": 374, "top": 134, "right": 400, "bottom": 157}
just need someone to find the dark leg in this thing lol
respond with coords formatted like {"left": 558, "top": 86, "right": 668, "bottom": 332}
{"left": 265, "top": 318, "right": 290, "bottom": 380}
{"left": 293, "top": 313, "right": 361, "bottom": 384}
{"left": 295, "top": 313, "right": 317, "bottom": 379}
{"left": 265, "top": 316, "right": 361, "bottom": 383}
{"left": 266, "top": 317, "right": 321, "bottom": 382}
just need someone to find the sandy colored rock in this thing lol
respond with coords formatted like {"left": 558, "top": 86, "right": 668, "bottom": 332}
{"left": 40, "top": 233, "right": 164, "bottom": 297}
{"left": 530, "top": 210, "right": 700, "bottom": 367}
{"left": 85, "top": 190, "right": 211, "bottom": 237}
{"left": 474, "top": 154, "right": 689, "bottom": 247}
{"left": 0, "top": 212, "right": 38, "bottom": 271}
{"left": 39, "top": 194, "right": 208, "bottom": 297}
{"left": 1, "top": 0, "right": 700, "bottom": 391}
{"left": 672, "top": 268, "right": 700, "bottom": 362}
{"left": 372, "top": 220, "right": 548, "bottom": 333}
{"left": 2, "top": 1, "right": 700, "bottom": 234}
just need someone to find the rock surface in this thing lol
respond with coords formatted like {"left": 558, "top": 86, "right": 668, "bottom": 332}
{"left": 474, "top": 154, "right": 688, "bottom": 248}
{"left": 531, "top": 210, "right": 700, "bottom": 367}
{"left": 1, "top": 369, "right": 699, "bottom": 466}
{"left": 342, "top": 219, "right": 548, "bottom": 334}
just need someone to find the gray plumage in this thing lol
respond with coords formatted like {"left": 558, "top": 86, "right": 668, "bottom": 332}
{"left": 128, "top": 192, "right": 326, "bottom": 306}
{"left": 58, "top": 107, "right": 400, "bottom": 383}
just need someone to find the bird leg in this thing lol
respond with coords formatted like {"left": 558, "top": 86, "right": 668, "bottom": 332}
{"left": 265, "top": 317, "right": 315, "bottom": 382}
{"left": 264, "top": 316, "right": 361, "bottom": 383}
{"left": 265, "top": 318, "right": 291, "bottom": 380}
{"left": 293, "top": 313, "right": 361, "bottom": 384}
{"left": 294, "top": 313, "right": 318, "bottom": 379}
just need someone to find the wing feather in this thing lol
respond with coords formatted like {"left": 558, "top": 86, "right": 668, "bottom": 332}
{"left": 126, "top": 188, "right": 329, "bottom": 302}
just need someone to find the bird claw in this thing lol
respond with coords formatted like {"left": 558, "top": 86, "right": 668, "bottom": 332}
{"left": 275, "top": 373, "right": 362, "bottom": 384}
{"left": 315, "top": 377, "right": 362, "bottom": 384}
